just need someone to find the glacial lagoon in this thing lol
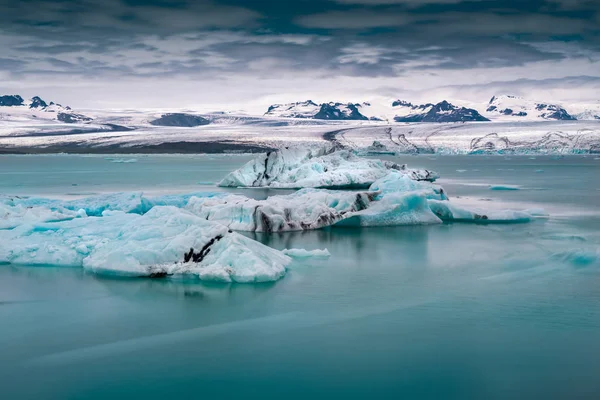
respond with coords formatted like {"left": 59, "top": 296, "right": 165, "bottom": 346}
{"left": 1, "top": 153, "right": 599, "bottom": 399}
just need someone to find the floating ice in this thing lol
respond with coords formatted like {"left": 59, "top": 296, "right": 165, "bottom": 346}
{"left": 185, "top": 189, "right": 378, "bottom": 232}
{"left": 368, "top": 171, "right": 448, "bottom": 200}
{"left": 427, "top": 200, "right": 546, "bottom": 223}
{"left": 283, "top": 248, "right": 331, "bottom": 258}
{"left": 108, "top": 158, "right": 137, "bottom": 163}
{"left": 336, "top": 192, "right": 442, "bottom": 227}
{"left": 218, "top": 147, "right": 439, "bottom": 189}
{"left": 0, "top": 206, "right": 291, "bottom": 282}
{"left": 489, "top": 185, "right": 520, "bottom": 191}
{"left": 3, "top": 192, "right": 223, "bottom": 218}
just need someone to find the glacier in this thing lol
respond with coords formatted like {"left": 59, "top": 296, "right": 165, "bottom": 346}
{"left": 218, "top": 147, "right": 439, "bottom": 189}
{"left": 0, "top": 206, "right": 291, "bottom": 282}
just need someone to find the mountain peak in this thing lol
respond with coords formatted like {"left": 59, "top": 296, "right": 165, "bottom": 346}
{"left": 0, "top": 95, "right": 24, "bottom": 106}
{"left": 30, "top": 96, "right": 48, "bottom": 109}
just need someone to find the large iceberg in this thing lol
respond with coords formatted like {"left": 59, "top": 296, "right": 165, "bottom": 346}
{"left": 0, "top": 206, "right": 291, "bottom": 282}
{"left": 218, "top": 147, "right": 439, "bottom": 189}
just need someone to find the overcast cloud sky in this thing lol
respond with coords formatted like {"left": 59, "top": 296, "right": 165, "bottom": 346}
{"left": 0, "top": 0, "right": 599, "bottom": 111}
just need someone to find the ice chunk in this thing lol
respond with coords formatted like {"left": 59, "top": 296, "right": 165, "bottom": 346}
{"left": 3, "top": 192, "right": 223, "bottom": 219}
{"left": 218, "top": 147, "right": 439, "bottom": 189}
{"left": 489, "top": 185, "right": 520, "bottom": 191}
{"left": 427, "top": 200, "right": 544, "bottom": 223}
{"left": 336, "top": 192, "right": 442, "bottom": 227}
{"left": 185, "top": 189, "right": 379, "bottom": 232}
{"left": 369, "top": 171, "right": 448, "bottom": 200}
{"left": 0, "top": 206, "right": 291, "bottom": 282}
{"left": 108, "top": 158, "right": 137, "bottom": 163}
{"left": 282, "top": 248, "right": 331, "bottom": 258}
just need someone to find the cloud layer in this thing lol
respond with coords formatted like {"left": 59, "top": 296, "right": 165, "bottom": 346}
{"left": 0, "top": 0, "right": 598, "bottom": 109}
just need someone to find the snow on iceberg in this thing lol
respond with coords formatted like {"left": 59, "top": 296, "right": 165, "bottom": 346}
{"left": 218, "top": 146, "right": 439, "bottom": 189}
{"left": 0, "top": 206, "right": 291, "bottom": 282}
{"left": 185, "top": 189, "right": 379, "bottom": 232}
{"left": 427, "top": 200, "right": 547, "bottom": 223}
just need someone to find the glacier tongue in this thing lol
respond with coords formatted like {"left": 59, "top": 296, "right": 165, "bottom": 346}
{"left": 0, "top": 206, "right": 291, "bottom": 282}
{"left": 218, "top": 146, "right": 439, "bottom": 189}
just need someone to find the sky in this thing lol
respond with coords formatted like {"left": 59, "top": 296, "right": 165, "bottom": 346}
{"left": 1, "top": 0, "right": 599, "bottom": 111}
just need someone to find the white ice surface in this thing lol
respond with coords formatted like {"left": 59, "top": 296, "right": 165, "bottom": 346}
{"left": 186, "top": 189, "right": 378, "bottom": 232}
{"left": 0, "top": 206, "right": 291, "bottom": 282}
{"left": 218, "top": 147, "right": 438, "bottom": 188}
{"left": 282, "top": 248, "right": 331, "bottom": 258}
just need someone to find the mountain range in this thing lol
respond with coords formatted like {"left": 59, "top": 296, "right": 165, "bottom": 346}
{"left": 263, "top": 96, "right": 600, "bottom": 123}
{"left": 0, "top": 94, "right": 93, "bottom": 123}
{"left": 2, "top": 94, "right": 599, "bottom": 126}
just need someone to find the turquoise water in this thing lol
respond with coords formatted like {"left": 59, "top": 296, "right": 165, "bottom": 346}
{"left": 1, "top": 154, "right": 599, "bottom": 399}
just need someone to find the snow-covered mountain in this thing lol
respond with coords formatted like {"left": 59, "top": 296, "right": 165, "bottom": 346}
{"left": 484, "top": 95, "right": 576, "bottom": 121}
{"left": 392, "top": 100, "right": 490, "bottom": 123}
{"left": 264, "top": 96, "right": 600, "bottom": 123}
{"left": 265, "top": 100, "right": 370, "bottom": 120}
{"left": 264, "top": 100, "right": 321, "bottom": 118}
{"left": 265, "top": 99, "right": 487, "bottom": 123}
{"left": 0, "top": 94, "right": 92, "bottom": 123}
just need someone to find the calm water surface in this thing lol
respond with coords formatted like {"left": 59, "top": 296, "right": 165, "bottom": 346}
{"left": 1, "top": 154, "right": 599, "bottom": 399}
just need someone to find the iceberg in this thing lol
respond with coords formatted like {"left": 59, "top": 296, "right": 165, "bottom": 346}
{"left": 185, "top": 189, "right": 379, "bottom": 232}
{"left": 489, "top": 185, "right": 520, "bottom": 191}
{"left": 2, "top": 192, "right": 223, "bottom": 218}
{"left": 427, "top": 200, "right": 546, "bottom": 223}
{"left": 368, "top": 171, "right": 448, "bottom": 200}
{"left": 283, "top": 248, "right": 331, "bottom": 258}
{"left": 0, "top": 206, "right": 291, "bottom": 282}
{"left": 218, "top": 147, "right": 439, "bottom": 189}
{"left": 336, "top": 192, "right": 442, "bottom": 227}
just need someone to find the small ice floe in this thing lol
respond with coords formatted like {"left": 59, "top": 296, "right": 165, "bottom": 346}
{"left": 456, "top": 169, "right": 467, "bottom": 173}
{"left": 109, "top": 158, "right": 138, "bottom": 163}
{"left": 282, "top": 248, "right": 331, "bottom": 258}
{"left": 427, "top": 200, "right": 547, "bottom": 223}
{"left": 535, "top": 169, "right": 544, "bottom": 173}
{"left": 489, "top": 184, "right": 520, "bottom": 191}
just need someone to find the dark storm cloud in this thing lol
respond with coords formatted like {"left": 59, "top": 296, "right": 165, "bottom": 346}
{"left": 0, "top": 0, "right": 598, "bottom": 106}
